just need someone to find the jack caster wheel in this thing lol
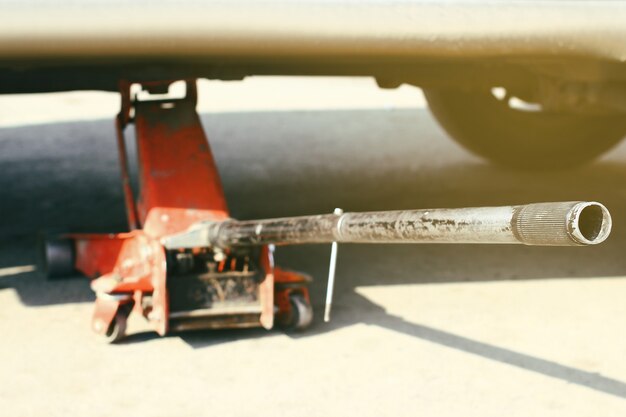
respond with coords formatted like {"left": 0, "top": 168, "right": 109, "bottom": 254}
{"left": 103, "top": 312, "right": 128, "bottom": 344}
{"left": 287, "top": 294, "right": 313, "bottom": 331}
{"left": 41, "top": 237, "right": 76, "bottom": 280}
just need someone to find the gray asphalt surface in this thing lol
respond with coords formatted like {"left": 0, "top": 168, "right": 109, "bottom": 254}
{"left": 1, "top": 80, "right": 626, "bottom": 416}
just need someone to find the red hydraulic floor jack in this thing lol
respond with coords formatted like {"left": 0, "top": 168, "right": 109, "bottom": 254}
{"left": 45, "top": 80, "right": 313, "bottom": 342}
{"left": 43, "top": 79, "right": 612, "bottom": 343}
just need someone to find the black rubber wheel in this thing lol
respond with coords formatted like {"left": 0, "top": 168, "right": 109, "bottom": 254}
{"left": 424, "top": 88, "right": 626, "bottom": 170}
{"left": 104, "top": 312, "right": 128, "bottom": 344}
{"left": 41, "top": 237, "right": 76, "bottom": 280}
{"left": 286, "top": 294, "right": 313, "bottom": 331}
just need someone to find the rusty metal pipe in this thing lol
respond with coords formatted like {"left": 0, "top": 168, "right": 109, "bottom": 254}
{"left": 163, "top": 201, "right": 611, "bottom": 249}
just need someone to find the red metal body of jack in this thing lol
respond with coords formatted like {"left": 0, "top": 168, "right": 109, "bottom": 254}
{"left": 67, "top": 80, "right": 311, "bottom": 342}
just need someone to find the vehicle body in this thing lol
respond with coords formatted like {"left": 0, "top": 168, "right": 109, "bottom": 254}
{"left": 1, "top": 0, "right": 626, "bottom": 167}
{"left": 0, "top": 0, "right": 624, "bottom": 92}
